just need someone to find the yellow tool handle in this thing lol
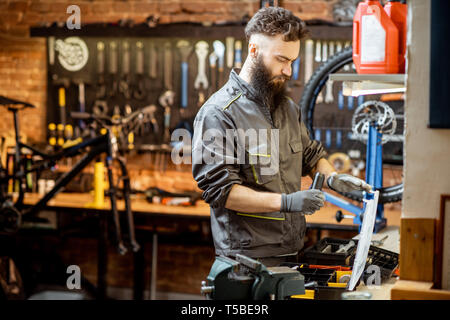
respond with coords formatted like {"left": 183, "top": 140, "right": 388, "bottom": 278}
{"left": 58, "top": 87, "right": 66, "bottom": 107}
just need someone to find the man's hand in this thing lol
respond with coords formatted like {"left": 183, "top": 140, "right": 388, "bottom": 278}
{"left": 281, "top": 190, "right": 325, "bottom": 215}
{"left": 327, "top": 173, "right": 372, "bottom": 193}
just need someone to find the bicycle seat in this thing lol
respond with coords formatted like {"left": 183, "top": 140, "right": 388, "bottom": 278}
{"left": 0, "top": 96, "right": 35, "bottom": 111}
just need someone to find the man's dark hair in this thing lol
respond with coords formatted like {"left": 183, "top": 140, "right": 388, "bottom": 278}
{"left": 245, "top": 7, "right": 308, "bottom": 42}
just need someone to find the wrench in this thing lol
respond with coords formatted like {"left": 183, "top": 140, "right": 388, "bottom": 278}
{"left": 133, "top": 41, "right": 146, "bottom": 100}
{"left": 315, "top": 39, "right": 322, "bottom": 63}
{"left": 95, "top": 41, "right": 106, "bottom": 99}
{"left": 159, "top": 42, "right": 175, "bottom": 144}
{"left": 234, "top": 40, "right": 242, "bottom": 69}
{"left": 304, "top": 39, "right": 314, "bottom": 84}
{"left": 209, "top": 51, "right": 218, "bottom": 95}
{"left": 325, "top": 41, "right": 335, "bottom": 104}
{"left": 119, "top": 41, "right": 131, "bottom": 99}
{"left": 225, "top": 36, "right": 234, "bottom": 69}
{"left": 194, "top": 41, "right": 209, "bottom": 90}
{"left": 176, "top": 40, "right": 192, "bottom": 110}
{"left": 149, "top": 41, "right": 157, "bottom": 79}
{"left": 213, "top": 40, "right": 225, "bottom": 87}
{"left": 316, "top": 40, "right": 326, "bottom": 103}
{"left": 159, "top": 92, "right": 173, "bottom": 144}
{"left": 108, "top": 41, "right": 118, "bottom": 98}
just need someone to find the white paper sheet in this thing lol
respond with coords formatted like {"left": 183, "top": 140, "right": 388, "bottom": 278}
{"left": 348, "top": 191, "right": 379, "bottom": 291}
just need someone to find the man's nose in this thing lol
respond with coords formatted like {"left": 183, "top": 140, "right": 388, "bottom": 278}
{"left": 282, "top": 65, "right": 292, "bottom": 78}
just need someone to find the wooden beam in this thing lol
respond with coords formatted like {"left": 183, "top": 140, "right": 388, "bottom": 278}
{"left": 400, "top": 218, "right": 435, "bottom": 282}
{"left": 391, "top": 280, "right": 450, "bottom": 300}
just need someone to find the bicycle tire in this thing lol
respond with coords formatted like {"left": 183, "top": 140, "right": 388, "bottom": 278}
{"left": 299, "top": 47, "right": 403, "bottom": 204}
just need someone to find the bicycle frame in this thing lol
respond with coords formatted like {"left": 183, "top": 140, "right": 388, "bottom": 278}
{"left": 323, "top": 122, "right": 387, "bottom": 233}
{"left": 1, "top": 108, "right": 139, "bottom": 254}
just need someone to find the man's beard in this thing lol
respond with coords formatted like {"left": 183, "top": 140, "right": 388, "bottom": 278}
{"left": 249, "top": 56, "right": 290, "bottom": 113}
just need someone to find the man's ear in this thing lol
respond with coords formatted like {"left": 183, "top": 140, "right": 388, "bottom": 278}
{"left": 249, "top": 43, "right": 257, "bottom": 58}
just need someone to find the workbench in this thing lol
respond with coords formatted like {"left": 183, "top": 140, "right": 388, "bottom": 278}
{"left": 353, "top": 225, "right": 400, "bottom": 299}
{"left": 20, "top": 192, "right": 211, "bottom": 300}
{"left": 20, "top": 192, "right": 401, "bottom": 300}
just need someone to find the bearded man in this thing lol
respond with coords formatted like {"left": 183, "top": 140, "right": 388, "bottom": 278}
{"left": 192, "top": 7, "right": 371, "bottom": 267}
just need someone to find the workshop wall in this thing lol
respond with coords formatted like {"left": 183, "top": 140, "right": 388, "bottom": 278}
{"left": 403, "top": 0, "right": 450, "bottom": 219}
{"left": 0, "top": 0, "right": 338, "bottom": 296}
{"left": 0, "top": 0, "right": 336, "bottom": 144}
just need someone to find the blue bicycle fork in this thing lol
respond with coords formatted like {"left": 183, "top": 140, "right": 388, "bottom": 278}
{"left": 323, "top": 122, "right": 386, "bottom": 233}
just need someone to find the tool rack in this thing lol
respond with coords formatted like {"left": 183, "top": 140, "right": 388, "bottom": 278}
{"left": 30, "top": 22, "right": 352, "bottom": 157}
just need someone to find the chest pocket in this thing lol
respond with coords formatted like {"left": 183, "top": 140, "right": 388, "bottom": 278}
{"left": 242, "top": 144, "right": 278, "bottom": 186}
{"left": 289, "top": 139, "right": 302, "bottom": 153}
{"left": 284, "top": 139, "right": 303, "bottom": 191}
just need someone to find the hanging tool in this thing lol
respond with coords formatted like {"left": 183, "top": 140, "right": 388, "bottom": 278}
{"left": 213, "top": 40, "right": 225, "bottom": 87}
{"left": 347, "top": 95, "right": 354, "bottom": 110}
{"left": 357, "top": 95, "right": 365, "bottom": 107}
{"left": 342, "top": 41, "right": 352, "bottom": 71}
{"left": 133, "top": 41, "right": 146, "bottom": 100}
{"left": 48, "top": 123, "right": 56, "bottom": 147}
{"left": 149, "top": 41, "right": 157, "bottom": 79}
{"left": 314, "top": 128, "right": 321, "bottom": 142}
{"left": 48, "top": 36, "right": 55, "bottom": 66}
{"left": 157, "top": 43, "right": 176, "bottom": 171}
{"left": 289, "top": 40, "right": 301, "bottom": 88}
{"left": 225, "top": 37, "right": 235, "bottom": 69}
{"left": 209, "top": 52, "right": 218, "bottom": 96}
{"left": 194, "top": 41, "right": 209, "bottom": 107}
{"left": 292, "top": 57, "right": 300, "bottom": 83}
{"left": 338, "top": 90, "right": 344, "bottom": 110}
{"left": 95, "top": 41, "right": 106, "bottom": 99}
{"left": 304, "top": 39, "right": 314, "bottom": 84}
{"left": 336, "top": 118, "right": 344, "bottom": 149}
{"left": 124, "top": 104, "right": 135, "bottom": 150}
{"left": 159, "top": 42, "right": 175, "bottom": 144}
{"left": 315, "top": 40, "right": 322, "bottom": 63}
{"left": 53, "top": 77, "right": 70, "bottom": 147}
{"left": 108, "top": 41, "right": 119, "bottom": 98}
{"left": 325, "top": 41, "right": 335, "bottom": 104}
{"left": 72, "top": 79, "right": 88, "bottom": 137}
{"left": 317, "top": 40, "right": 327, "bottom": 103}
{"left": 325, "top": 115, "right": 332, "bottom": 149}
{"left": 234, "top": 40, "right": 242, "bottom": 69}
{"left": 322, "top": 41, "right": 328, "bottom": 63}
{"left": 177, "top": 40, "right": 192, "bottom": 113}
{"left": 119, "top": 41, "right": 132, "bottom": 99}
{"left": 194, "top": 41, "right": 209, "bottom": 90}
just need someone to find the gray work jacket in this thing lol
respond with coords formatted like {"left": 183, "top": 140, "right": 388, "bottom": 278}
{"left": 192, "top": 69, "right": 327, "bottom": 258}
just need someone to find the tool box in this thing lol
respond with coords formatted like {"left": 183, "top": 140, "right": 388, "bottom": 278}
{"left": 300, "top": 237, "right": 399, "bottom": 281}
{"left": 286, "top": 265, "right": 352, "bottom": 300}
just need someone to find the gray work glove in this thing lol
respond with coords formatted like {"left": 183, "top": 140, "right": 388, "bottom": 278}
{"left": 281, "top": 190, "right": 325, "bottom": 215}
{"left": 327, "top": 172, "right": 373, "bottom": 193}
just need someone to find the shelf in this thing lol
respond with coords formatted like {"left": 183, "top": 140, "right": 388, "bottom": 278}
{"left": 30, "top": 22, "right": 352, "bottom": 40}
{"left": 329, "top": 73, "right": 406, "bottom": 97}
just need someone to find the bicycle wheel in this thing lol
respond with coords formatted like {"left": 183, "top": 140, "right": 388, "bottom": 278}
{"left": 299, "top": 47, "right": 403, "bottom": 204}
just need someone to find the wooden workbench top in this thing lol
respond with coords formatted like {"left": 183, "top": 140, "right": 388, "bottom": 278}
{"left": 21, "top": 192, "right": 401, "bottom": 227}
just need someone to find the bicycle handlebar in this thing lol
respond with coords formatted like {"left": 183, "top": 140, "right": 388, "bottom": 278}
{"left": 70, "top": 106, "right": 155, "bottom": 127}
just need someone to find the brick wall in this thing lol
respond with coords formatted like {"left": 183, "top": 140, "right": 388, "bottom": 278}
{"left": 0, "top": 0, "right": 336, "bottom": 296}
{"left": 0, "top": 0, "right": 335, "bottom": 143}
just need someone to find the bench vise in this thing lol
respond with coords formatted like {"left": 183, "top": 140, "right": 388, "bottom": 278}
{"left": 201, "top": 254, "right": 305, "bottom": 300}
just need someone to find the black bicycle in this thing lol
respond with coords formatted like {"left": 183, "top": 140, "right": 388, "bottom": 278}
{"left": 299, "top": 47, "right": 404, "bottom": 204}
{"left": 0, "top": 95, "right": 153, "bottom": 255}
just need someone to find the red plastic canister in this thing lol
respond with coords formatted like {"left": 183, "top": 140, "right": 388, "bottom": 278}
{"left": 352, "top": 0, "right": 400, "bottom": 74}
{"left": 384, "top": 0, "right": 408, "bottom": 73}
